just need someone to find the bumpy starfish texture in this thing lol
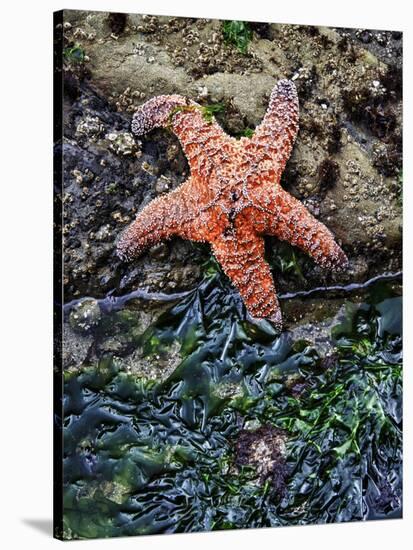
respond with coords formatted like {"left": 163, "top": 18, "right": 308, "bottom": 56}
{"left": 117, "top": 80, "right": 348, "bottom": 329}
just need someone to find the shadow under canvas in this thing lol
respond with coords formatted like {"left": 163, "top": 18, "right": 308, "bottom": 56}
{"left": 22, "top": 519, "right": 53, "bottom": 537}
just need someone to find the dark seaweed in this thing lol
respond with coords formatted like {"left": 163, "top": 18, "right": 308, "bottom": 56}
{"left": 62, "top": 275, "right": 402, "bottom": 539}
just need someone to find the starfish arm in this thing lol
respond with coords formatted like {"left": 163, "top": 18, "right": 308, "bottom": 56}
{"left": 254, "top": 187, "right": 348, "bottom": 270}
{"left": 131, "top": 95, "right": 231, "bottom": 173}
{"left": 248, "top": 80, "right": 299, "bottom": 178}
{"left": 117, "top": 181, "right": 199, "bottom": 261}
{"left": 212, "top": 232, "right": 282, "bottom": 328}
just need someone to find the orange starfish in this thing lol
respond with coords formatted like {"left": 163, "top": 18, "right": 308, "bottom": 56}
{"left": 117, "top": 80, "right": 348, "bottom": 329}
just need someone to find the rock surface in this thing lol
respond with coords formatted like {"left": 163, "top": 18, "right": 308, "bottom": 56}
{"left": 58, "top": 11, "right": 402, "bottom": 306}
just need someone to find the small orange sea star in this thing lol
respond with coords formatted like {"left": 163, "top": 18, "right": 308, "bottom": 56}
{"left": 117, "top": 80, "right": 348, "bottom": 329}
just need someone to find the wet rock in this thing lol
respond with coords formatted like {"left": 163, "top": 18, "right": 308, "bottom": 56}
{"left": 155, "top": 175, "right": 172, "bottom": 194}
{"left": 235, "top": 424, "right": 288, "bottom": 493}
{"left": 357, "top": 30, "right": 373, "bottom": 44}
{"left": 347, "top": 256, "right": 369, "bottom": 282}
{"left": 373, "top": 141, "right": 402, "bottom": 177}
{"left": 317, "top": 158, "right": 340, "bottom": 195}
{"left": 374, "top": 479, "right": 401, "bottom": 514}
{"left": 105, "top": 131, "right": 141, "bottom": 156}
{"left": 69, "top": 298, "right": 102, "bottom": 333}
{"left": 283, "top": 298, "right": 348, "bottom": 337}
{"left": 60, "top": 82, "right": 204, "bottom": 301}
{"left": 75, "top": 114, "right": 106, "bottom": 141}
{"left": 117, "top": 340, "right": 181, "bottom": 381}
{"left": 250, "top": 22, "right": 274, "bottom": 41}
{"left": 63, "top": 323, "right": 94, "bottom": 368}
{"left": 149, "top": 242, "right": 169, "bottom": 260}
{"left": 107, "top": 12, "right": 128, "bottom": 36}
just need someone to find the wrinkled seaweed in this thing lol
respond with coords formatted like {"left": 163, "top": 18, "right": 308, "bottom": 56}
{"left": 62, "top": 275, "right": 402, "bottom": 539}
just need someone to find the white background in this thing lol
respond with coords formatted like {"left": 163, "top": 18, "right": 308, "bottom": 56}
{"left": 1, "top": 0, "right": 411, "bottom": 547}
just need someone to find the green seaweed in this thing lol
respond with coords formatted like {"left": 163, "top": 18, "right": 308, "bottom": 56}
{"left": 233, "top": 127, "right": 255, "bottom": 139}
{"left": 63, "top": 44, "right": 85, "bottom": 64}
{"left": 222, "top": 21, "right": 253, "bottom": 54}
{"left": 201, "top": 103, "right": 226, "bottom": 123}
{"left": 62, "top": 275, "right": 402, "bottom": 539}
{"left": 240, "top": 127, "right": 255, "bottom": 138}
{"left": 270, "top": 241, "right": 306, "bottom": 283}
